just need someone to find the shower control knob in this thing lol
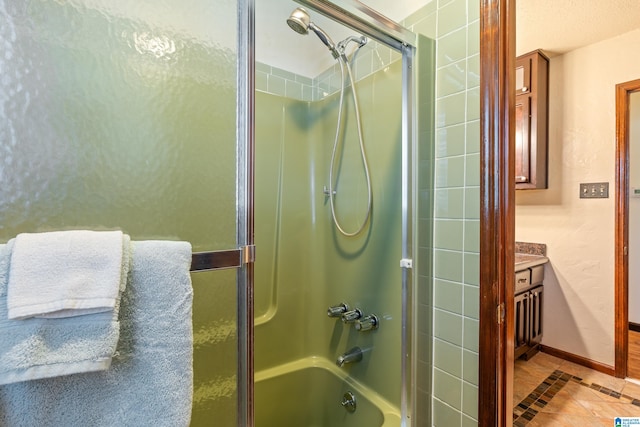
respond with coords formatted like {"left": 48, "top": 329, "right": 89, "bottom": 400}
{"left": 341, "top": 308, "right": 363, "bottom": 324}
{"left": 355, "top": 314, "right": 379, "bottom": 332}
{"left": 327, "top": 303, "right": 349, "bottom": 318}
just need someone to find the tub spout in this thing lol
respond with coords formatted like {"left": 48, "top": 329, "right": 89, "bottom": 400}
{"left": 336, "top": 346, "right": 363, "bottom": 367}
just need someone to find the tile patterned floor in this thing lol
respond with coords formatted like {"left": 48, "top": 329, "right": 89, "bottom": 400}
{"left": 514, "top": 352, "right": 640, "bottom": 426}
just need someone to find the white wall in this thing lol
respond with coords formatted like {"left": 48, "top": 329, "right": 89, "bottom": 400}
{"left": 629, "top": 92, "right": 640, "bottom": 323}
{"left": 516, "top": 28, "right": 640, "bottom": 366}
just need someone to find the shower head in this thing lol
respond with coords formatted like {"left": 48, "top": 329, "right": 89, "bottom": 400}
{"left": 286, "top": 8, "right": 340, "bottom": 59}
{"left": 286, "top": 7, "right": 310, "bottom": 35}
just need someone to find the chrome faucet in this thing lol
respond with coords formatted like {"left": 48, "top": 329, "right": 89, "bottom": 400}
{"left": 336, "top": 346, "right": 363, "bottom": 367}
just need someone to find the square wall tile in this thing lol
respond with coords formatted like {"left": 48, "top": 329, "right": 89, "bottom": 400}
{"left": 436, "top": 124, "right": 466, "bottom": 158}
{"left": 468, "top": 0, "right": 480, "bottom": 23}
{"left": 462, "top": 414, "right": 477, "bottom": 427}
{"left": 467, "top": 20, "right": 479, "bottom": 56}
{"left": 268, "top": 74, "right": 285, "bottom": 96}
{"left": 466, "top": 120, "right": 480, "bottom": 154}
{"left": 418, "top": 247, "right": 432, "bottom": 278}
{"left": 437, "top": 92, "right": 466, "bottom": 127}
{"left": 436, "top": 156, "right": 465, "bottom": 188}
{"left": 438, "top": 0, "right": 456, "bottom": 8}
{"left": 434, "top": 219, "right": 464, "bottom": 251}
{"left": 465, "top": 153, "right": 480, "bottom": 186}
{"left": 418, "top": 332, "right": 433, "bottom": 364}
{"left": 434, "top": 308, "right": 463, "bottom": 346}
{"left": 462, "top": 382, "right": 478, "bottom": 419}
{"left": 463, "top": 253, "right": 479, "bottom": 286}
{"left": 435, "top": 188, "right": 464, "bottom": 219}
{"left": 463, "top": 285, "right": 479, "bottom": 319}
{"left": 463, "top": 317, "right": 479, "bottom": 352}
{"left": 434, "top": 338, "right": 463, "bottom": 377}
{"left": 464, "top": 220, "right": 479, "bottom": 253}
{"left": 434, "top": 249, "right": 463, "bottom": 282}
{"left": 286, "top": 80, "right": 303, "bottom": 100}
{"left": 464, "top": 187, "right": 479, "bottom": 219}
{"left": 403, "top": 1, "right": 437, "bottom": 28}
{"left": 438, "top": 0, "right": 467, "bottom": 37}
{"left": 412, "top": 12, "right": 437, "bottom": 40}
{"left": 466, "top": 87, "right": 480, "bottom": 121}
{"left": 420, "top": 159, "right": 434, "bottom": 190}
{"left": 437, "top": 60, "right": 466, "bottom": 98}
{"left": 437, "top": 27, "right": 467, "bottom": 67}
{"left": 467, "top": 54, "right": 480, "bottom": 89}
{"left": 463, "top": 349, "right": 479, "bottom": 385}
{"left": 256, "top": 70, "right": 268, "bottom": 92}
{"left": 434, "top": 398, "right": 462, "bottom": 426}
{"left": 434, "top": 279, "right": 463, "bottom": 314}
{"left": 416, "top": 388, "right": 432, "bottom": 426}
{"left": 434, "top": 368, "right": 462, "bottom": 410}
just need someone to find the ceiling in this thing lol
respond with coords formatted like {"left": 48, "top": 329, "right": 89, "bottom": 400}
{"left": 256, "top": 1, "right": 640, "bottom": 78}
{"left": 517, "top": 0, "right": 640, "bottom": 56}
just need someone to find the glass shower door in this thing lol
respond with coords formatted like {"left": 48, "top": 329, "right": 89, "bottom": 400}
{"left": 0, "top": 0, "right": 251, "bottom": 425}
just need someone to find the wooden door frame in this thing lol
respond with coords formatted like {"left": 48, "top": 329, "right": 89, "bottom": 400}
{"left": 479, "top": 0, "right": 515, "bottom": 426}
{"left": 615, "top": 79, "right": 640, "bottom": 378}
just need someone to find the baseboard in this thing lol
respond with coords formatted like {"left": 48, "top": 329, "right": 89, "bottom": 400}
{"left": 539, "top": 345, "right": 615, "bottom": 376}
{"left": 629, "top": 322, "right": 640, "bottom": 333}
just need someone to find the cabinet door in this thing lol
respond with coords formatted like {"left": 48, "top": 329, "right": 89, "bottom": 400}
{"left": 529, "top": 286, "right": 543, "bottom": 346}
{"left": 514, "top": 292, "right": 530, "bottom": 356}
{"left": 515, "top": 96, "right": 531, "bottom": 184}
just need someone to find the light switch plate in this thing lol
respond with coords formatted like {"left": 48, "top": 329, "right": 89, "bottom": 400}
{"left": 580, "top": 182, "right": 609, "bottom": 199}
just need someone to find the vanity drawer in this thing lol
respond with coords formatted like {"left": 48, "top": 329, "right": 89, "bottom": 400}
{"left": 515, "top": 269, "right": 530, "bottom": 294}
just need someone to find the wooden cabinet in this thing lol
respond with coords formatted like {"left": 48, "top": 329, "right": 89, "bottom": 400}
{"left": 514, "top": 285, "right": 544, "bottom": 359}
{"left": 515, "top": 50, "right": 549, "bottom": 190}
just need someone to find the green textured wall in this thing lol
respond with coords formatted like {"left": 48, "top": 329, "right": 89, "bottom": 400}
{"left": 254, "top": 59, "right": 404, "bottom": 410}
{"left": 0, "top": 1, "right": 239, "bottom": 425}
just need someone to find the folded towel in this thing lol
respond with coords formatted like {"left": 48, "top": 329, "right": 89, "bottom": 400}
{"left": 0, "top": 235, "right": 130, "bottom": 385}
{"left": 0, "top": 240, "right": 194, "bottom": 427}
{"left": 7, "top": 230, "right": 126, "bottom": 320}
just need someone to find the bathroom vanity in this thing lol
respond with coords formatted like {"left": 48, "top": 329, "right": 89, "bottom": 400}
{"left": 514, "top": 244, "right": 549, "bottom": 360}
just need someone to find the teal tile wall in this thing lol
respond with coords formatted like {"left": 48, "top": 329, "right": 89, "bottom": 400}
{"left": 415, "top": 32, "right": 436, "bottom": 427}
{"left": 255, "top": 62, "right": 314, "bottom": 101}
{"left": 257, "top": 41, "right": 401, "bottom": 101}
{"left": 405, "top": 0, "right": 480, "bottom": 425}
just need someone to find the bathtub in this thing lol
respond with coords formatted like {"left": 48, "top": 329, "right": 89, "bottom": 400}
{"left": 255, "top": 357, "right": 401, "bottom": 427}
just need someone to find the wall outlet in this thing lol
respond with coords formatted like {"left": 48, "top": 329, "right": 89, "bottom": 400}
{"left": 580, "top": 182, "right": 609, "bottom": 199}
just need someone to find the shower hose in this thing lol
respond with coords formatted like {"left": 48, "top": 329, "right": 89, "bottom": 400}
{"left": 328, "top": 49, "right": 372, "bottom": 237}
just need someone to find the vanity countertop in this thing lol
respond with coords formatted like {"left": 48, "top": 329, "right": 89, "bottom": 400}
{"left": 515, "top": 253, "right": 549, "bottom": 271}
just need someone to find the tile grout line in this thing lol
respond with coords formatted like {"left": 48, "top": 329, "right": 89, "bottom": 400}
{"left": 512, "top": 369, "right": 572, "bottom": 426}
{"left": 513, "top": 368, "right": 640, "bottom": 425}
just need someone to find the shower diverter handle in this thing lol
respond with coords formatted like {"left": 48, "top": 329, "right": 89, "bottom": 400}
{"left": 341, "top": 308, "right": 363, "bottom": 323}
{"left": 327, "top": 303, "right": 349, "bottom": 318}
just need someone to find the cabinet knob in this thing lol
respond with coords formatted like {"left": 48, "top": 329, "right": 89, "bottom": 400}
{"left": 516, "top": 176, "right": 527, "bottom": 182}
{"left": 521, "top": 86, "right": 528, "bottom": 92}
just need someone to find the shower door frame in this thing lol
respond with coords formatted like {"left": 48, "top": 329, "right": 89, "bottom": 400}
{"left": 238, "top": 0, "right": 255, "bottom": 425}
{"left": 267, "top": 0, "right": 419, "bottom": 425}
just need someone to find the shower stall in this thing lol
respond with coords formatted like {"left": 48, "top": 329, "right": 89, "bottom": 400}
{"left": 0, "top": 0, "right": 434, "bottom": 425}
{"left": 253, "top": 2, "right": 433, "bottom": 426}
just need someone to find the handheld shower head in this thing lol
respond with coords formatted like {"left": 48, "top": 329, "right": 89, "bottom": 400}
{"left": 286, "top": 8, "right": 339, "bottom": 59}
{"left": 286, "top": 7, "right": 310, "bottom": 35}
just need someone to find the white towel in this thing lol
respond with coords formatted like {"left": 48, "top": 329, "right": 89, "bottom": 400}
{"left": 0, "top": 236, "right": 130, "bottom": 385}
{"left": 7, "top": 230, "right": 125, "bottom": 320}
{"left": 0, "top": 240, "right": 194, "bottom": 426}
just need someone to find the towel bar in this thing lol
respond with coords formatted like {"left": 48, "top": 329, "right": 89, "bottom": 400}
{"left": 190, "top": 245, "right": 255, "bottom": 272}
